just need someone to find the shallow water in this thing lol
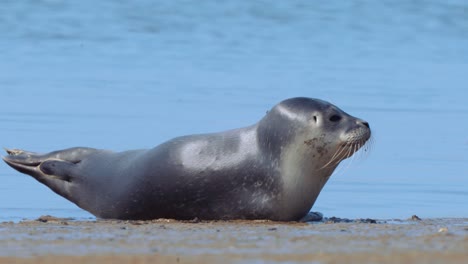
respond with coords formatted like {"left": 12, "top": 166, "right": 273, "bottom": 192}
{"left": 0, "top": 0, "right": 467, "bottom": 222}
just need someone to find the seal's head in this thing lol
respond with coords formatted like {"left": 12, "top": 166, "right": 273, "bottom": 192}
{"left": 258, "top": 97, "right": 371, "bottom": 170}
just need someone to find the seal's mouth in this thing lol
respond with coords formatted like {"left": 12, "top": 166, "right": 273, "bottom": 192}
{"left": 321, "top": 127, "right": 371, "bottom": 169}
{"left": 341, "top": 135, "right": 370, "bottom": 158}
{"left": 343, "top": 126, "right": 371, "bottom": 147}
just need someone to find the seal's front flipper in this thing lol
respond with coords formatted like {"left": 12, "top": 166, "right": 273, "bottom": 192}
{"left": 300, "top": 211, "right": 323, "bottom": 222}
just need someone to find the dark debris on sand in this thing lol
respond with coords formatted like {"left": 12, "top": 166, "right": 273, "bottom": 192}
{"left": 323, "top": 217, "right": 379, "bottom": 224}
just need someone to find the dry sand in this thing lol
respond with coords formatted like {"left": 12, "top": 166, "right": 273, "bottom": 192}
{"left": 0, "top": 216, "right": 466, "bottom": 263}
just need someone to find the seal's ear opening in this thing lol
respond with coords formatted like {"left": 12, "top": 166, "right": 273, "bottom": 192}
{"left": 313, "top": 116, "right": 317, "bottom": 123}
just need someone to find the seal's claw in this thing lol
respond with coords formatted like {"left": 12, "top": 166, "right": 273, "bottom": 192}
{"left": 2, "top": 148, "right": 42, "bottom": 166}
{"left": 4, "top": 148, "right": 25, "bottom": 156}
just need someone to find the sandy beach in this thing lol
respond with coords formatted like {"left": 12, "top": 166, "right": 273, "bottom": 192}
{"left": 0, "top": 216, "right": 466, "bottom": 263}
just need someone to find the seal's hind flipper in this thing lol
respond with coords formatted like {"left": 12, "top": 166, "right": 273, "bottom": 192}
{"left": 2, "top": 147, "right": 99, "bottom": 200}
{"left": 2, "top": 147, "right": 97, "bottom": 182}
{"left": 4, "top": 147, "right": 96, "bottom": 162}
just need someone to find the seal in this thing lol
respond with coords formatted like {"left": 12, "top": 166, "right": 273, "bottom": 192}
{"left": 3, "top": 97, "right": 371, "bottom": 221}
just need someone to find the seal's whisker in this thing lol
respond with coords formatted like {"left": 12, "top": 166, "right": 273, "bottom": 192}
{"left": 341, "top": 144, "right": 357, "bottom": 173}
{"left": 365, "top": 136, "right": 375, "bottom": 156}
{"left": 353, "top": 142, "right": 360, "bottom": 162}
{"left": 332, "top": 145, "right": 348, "bottom": 163}
{"left": 320, "top": 145, "right": 346, "bottom": 169}
{"left": 361, "top": 141, "right": 370, "bottom": 160}
{"left": 343, "top": 144, "right": 354, "bottom": 161}
{"left": 355, "top": 136, "right": 373, "bottom": 162}
{"left": 319, "top": 146, "right": 341, "bottom": 169}
{"left": 331, "top": 144, "right": 355, "bottom": 176}
{"left": 333, "top": 143, "right": 353, "bottom": 168}
{"left": 342, "top": 137, "right": 373, "bottom": 175}
{"left": 356, "top": 141, "right": 365, "bottom": 160}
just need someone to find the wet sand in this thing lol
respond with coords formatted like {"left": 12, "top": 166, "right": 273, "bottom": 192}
{"left": 0, "top": 216, "right": 467, "bottom": 263}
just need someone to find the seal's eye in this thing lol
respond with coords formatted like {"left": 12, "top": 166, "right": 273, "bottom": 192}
{"left": 329, "top": 115, "right": 341, "bottom": 122}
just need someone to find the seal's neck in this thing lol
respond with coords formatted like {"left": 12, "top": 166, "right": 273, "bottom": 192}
{"left": 278, "top": 138, "right": 338, "bottom": 220}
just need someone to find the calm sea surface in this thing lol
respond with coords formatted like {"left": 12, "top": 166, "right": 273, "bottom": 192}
{"left": 0, "top": 1, "right": 467, "bottom": 221}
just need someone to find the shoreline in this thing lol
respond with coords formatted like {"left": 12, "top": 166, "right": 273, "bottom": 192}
{"left": 1, "top": 216, "right": 467, "bottom": 263}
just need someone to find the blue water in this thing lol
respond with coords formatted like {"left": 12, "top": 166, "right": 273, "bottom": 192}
{"left": 1, "top": 1, "right": 467, "bottom": 221}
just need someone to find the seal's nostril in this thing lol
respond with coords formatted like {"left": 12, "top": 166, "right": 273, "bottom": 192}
{"left": 361, "top": 121, "right": 369, "bottom": 128}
